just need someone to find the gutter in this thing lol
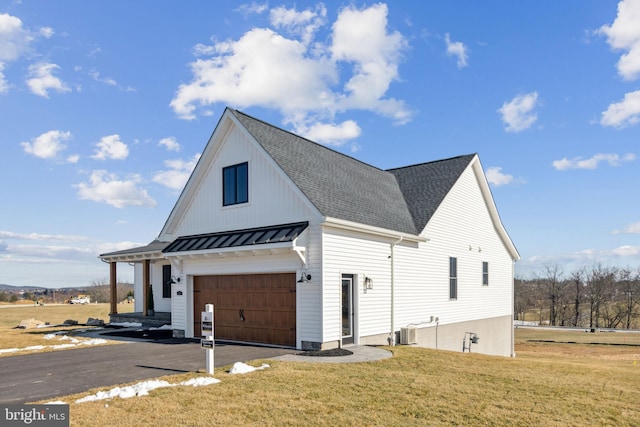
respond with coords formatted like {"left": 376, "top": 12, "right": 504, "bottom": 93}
{"left": 322, "top": 217, "right": 427, "bottom": 243}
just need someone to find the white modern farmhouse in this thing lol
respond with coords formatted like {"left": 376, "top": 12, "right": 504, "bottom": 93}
{"left": 100, "top": 108, "right": 519, "bottom": 357}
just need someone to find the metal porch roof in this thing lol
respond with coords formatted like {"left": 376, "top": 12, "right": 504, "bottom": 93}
{"left": 162, "top": 221, "right": 309, "bottom": 254}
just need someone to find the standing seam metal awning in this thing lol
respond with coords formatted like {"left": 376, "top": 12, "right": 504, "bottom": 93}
{"left": 162, "top": 221, "right": 309, "bottom": 254}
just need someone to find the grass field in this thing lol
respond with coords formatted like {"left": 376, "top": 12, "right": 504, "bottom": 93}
{"left": 0, "top": 303, "right": 134, "bottom": 356}
{"left": 31, "top": 327, "right": 640, "bottom": 427}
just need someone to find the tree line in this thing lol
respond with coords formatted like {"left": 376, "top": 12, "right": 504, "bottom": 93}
{"left": 515, "top": 264, "right": 640, "bottom": 329}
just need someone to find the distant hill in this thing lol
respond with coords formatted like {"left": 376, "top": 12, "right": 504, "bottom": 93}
{"left": 0, "top": 284, "right": 48, "bottom": 292}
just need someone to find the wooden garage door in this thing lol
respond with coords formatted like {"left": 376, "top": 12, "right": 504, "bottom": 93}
{"left": 193, "top": 273, "right": 296, "bottom": 347}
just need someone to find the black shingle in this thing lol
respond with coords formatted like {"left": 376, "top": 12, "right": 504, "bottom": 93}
{"left": 231, "top": 109, "right": 474, "bottom": 236}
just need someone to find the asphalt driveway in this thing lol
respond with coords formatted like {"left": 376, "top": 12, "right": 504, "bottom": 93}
{"left": 0, "top": 339, "right": 296, "bottom": 404}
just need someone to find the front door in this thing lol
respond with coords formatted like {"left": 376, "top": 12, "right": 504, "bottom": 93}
{"left": 341, "top": 274, "right": 354, "bottom": 345}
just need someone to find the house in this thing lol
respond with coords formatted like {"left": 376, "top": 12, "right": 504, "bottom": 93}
{"left": 100, "top": 108, "right": 519, "bottom": 357}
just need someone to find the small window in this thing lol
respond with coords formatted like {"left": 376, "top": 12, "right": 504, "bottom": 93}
{"left": 162, "top": 265, "right": 172, "bottom": 298}
{"left": 449, "top": 257, "right": 457, "bottom": 300}
{"left": 223, "top": 162, "right": 248, "bottom": 206}
{"left": 482, "top": 261, "right": 489, "bottom": 286}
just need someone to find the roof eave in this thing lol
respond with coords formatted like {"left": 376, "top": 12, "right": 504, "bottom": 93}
{"left": 322, "top": 217, "right": 427, "bottom": 243}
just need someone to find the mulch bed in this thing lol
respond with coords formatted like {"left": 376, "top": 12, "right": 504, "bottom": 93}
{"left": 296, "top": 348, "right": 353, "bottom": 357}
{"left": 102, "top": 329, "right": 174, "bottom": 340}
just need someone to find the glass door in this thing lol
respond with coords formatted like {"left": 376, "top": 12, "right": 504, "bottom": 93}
{"left": 341, "top": 274, "right": 354, "bottom": 345}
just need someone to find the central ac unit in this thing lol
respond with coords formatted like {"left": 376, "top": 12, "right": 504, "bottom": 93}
{"left": 400, "top": 326, "right": 417, "bottom": 345}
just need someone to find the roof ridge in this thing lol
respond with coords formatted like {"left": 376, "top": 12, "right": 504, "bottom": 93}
{"left": 385, "top": 153, "right": 476, "bottom": 172}
{"left": 231, "top": 108, "right": 386, "bottom": 172}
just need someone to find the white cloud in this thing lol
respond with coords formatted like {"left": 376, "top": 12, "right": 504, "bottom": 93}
{"left": 552, "top": 153, "right": 635, "bottom": 170}
{"left": 39, "top": 27, "right": 54, "bottom": 38}
{"left": 75, "top": 170, "right": 156, "bottom": 208}
{"left": 91, "top": 135, "right": 129, "bottom": 160}
{"left": 158, "top": 137, "right": 180, "bottom": 152}
{"left": 0, "top": 62, "right": 8, "bottom": 94}
{"left": 21, "top": 130, "right": 72, "bottom": 159}
{"left": 597, "top": 0, "right": 640, "bottom": 81}
{"left": 485, "top": 167, "right": 514, "bottom": 186}
{"left": 0, "top": 231, "right": 87, "bottom": 241}
{"left": 67, "top": 154, "right": 80, "bottom": 164}
{"left": 235, "top": 2, "right": 269, "bottom": 16}
{"left": 296, "top": 120, "right": 361, "bottom": 146}
{"left": 611, "top": 245, "right": 640, "bottom": 257}
{"left": 613, "top": 222, "right": 640, "bottom": 234}
{"left": 444, "top": 33, "right": 468, "bottom": 68}
{"left": 170, "top": 3, "right": 411, "bottom": 146}
{"left": 498, "top": 92, "right": 539, "bottom": 132}
{"left": 26, "top": 62, "right": 71, "bottom": 98}
{"left": 519, "top": 244, "right": 640, "bottom": 277}
{"left": 152, "top": 154, "right": 201, "bottom": 191}
{"left": 90, "top": 70, "right": 117, "bottom": 86}
{"left": 600, "top": 89, "right": 640, "bottom": 128}
{"left": 0, "top": 12, "right": 33, "bottom": 62}
{"left": 96, "top": 241, "right": 147, "bottom": 255}
{"left": 330, "top": 4, "right": 410, "bottom": 123}
{"left": 270, "top": 4, "right": 326, "bottom": 45}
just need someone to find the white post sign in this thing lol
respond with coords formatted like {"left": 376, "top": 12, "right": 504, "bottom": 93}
{"left": 201, "top": 304, "right": 214, "bottom": 375}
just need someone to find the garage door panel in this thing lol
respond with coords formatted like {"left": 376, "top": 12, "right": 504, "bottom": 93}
{"left": 194, "top": 273, "right": 296, "bottom": 347}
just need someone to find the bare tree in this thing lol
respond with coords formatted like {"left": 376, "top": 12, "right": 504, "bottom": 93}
{"left": 570, "top": 269, "right": 585, "bottom": 327}
{"left": 586, "top": 264, "right": 617, "bottom": 329}
{"left": 541, "top": 265, "right": 564, "bottom": 326}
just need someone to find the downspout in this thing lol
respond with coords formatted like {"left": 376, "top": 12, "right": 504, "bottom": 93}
{"left": 389, "top": 236, "right": 403, "bottom": 346}
{"left": 511, "top": 260, "right": 516, "bottom": 357}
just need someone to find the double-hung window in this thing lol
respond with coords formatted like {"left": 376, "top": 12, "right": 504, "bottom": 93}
{"left": 482, "top": 261, "right": 489, "bottom": 286}
{"left": 449, "top": 257, "right": 457, "bottom": 300}
{"left": 162, "top": 264, "right": 171, "bottom": 298}
{"left": 223, "top": 162, "right": 248, "bottom": 206}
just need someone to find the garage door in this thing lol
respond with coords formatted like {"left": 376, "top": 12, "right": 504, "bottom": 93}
{"left": 194, "top": 273, "right": 296, "bottom": 347}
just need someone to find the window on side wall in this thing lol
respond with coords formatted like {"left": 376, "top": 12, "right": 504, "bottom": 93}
{"left": 223, "top": 162, "right": 248, "bottom": 206}
{"left": 162, "top": 264, "right": 171, "bottom": 298}
{"left": 449, "top": 257, "right": 457, "bottom": 300}
{"left": 482, "top": 261, "right": 489, "bottom": 286}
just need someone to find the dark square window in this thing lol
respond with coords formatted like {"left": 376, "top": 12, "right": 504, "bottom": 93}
{"left": 482, "top": 261, "right": 489, "bottom": 286}
{"left": 223, "top": 162, "right": 248, "bottom": 206}
{"left": 449, "top": 257, "right": 457, "bottom": 300}
{"left": 162, "top": 264, "right": 171, "bottom": 298}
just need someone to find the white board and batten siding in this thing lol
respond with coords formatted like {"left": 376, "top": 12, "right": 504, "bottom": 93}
{"left": 154, "top": 120, "right": 325, "bottom": 346}
{"left": 159, "top": 124, "right": 320, "bottom": 241}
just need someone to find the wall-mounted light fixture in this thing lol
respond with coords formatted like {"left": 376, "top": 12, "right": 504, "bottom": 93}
{"left": 170, "top": 275, "right": 182, "bottom": 284}
{"left": 363, "top": 276, "right": 373, "bottom": 292}
{"left": 297, "top": 272, "right": 312, "bottom": 283}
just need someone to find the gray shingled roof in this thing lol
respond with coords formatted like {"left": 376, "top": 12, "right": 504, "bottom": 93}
{"left": 101, "top": 110, "right": 477, "bottom": 260}
{"left": 231, "top": 109, "right": 418, "bottom": 235}
{"left": 100, "top": 240, "right": 169, "bottom": 258}
{"left": 388, "top": 154, "right": 475, "bottom": 233}
{"left": 231, "top": 109, "right": 473, "bottom": 236}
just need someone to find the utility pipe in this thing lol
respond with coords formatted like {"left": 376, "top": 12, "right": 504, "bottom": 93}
{"left": 390, "top": 236, "right": 403, "bottom": 346}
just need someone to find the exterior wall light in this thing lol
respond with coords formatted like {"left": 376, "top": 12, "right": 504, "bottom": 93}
{"left": 297, "top": 272, "right": 311, "bottom": 283}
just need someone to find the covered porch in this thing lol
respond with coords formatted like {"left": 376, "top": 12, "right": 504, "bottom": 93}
{"left": 99, "top": 240, "right": 170, "bottom": 324}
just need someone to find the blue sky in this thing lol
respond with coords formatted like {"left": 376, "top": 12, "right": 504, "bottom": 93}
{"left": 1, "top": 1, "right": 639, "bottom": 287}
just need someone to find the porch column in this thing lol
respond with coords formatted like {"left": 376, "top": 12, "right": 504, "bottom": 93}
{"left": 143, "top": 259, "right": 150, "bottom": 317}
{"left": 109, "top": 262, "right": 117, "bottom": 315}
